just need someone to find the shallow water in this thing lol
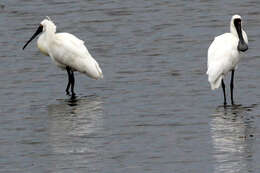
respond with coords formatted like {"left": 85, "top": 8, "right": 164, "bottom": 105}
{"left": 1, "top": 0, "right": 260, "bottom": 172}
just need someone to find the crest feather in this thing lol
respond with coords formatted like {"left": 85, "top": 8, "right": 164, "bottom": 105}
{"left": 46, "top": 16, "right": 52, "bottom": 21}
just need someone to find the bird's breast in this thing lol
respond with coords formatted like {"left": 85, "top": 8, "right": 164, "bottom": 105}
{"left": 37, "top": 41, "right": 49, "bottom": 56}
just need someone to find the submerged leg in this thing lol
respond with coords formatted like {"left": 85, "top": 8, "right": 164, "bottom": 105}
{"left": 221, "top": 79, "right": 227, "bottom": 105}
{"left": 230, "top": 70, "right": 235, "bottom": 105}
{"left": 66, "top": 66, "right": 71, "bottom": 95}
{"left": 70, "top": 70, "right": 75, "bottom": 97}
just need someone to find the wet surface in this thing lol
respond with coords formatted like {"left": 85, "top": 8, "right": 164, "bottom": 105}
{"left": 1, "top": 0, "right": 260, "bottom": 172}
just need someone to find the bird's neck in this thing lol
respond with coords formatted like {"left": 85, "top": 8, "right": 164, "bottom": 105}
{"left": 45, "top": 29, "right": 56, "bottom": 40}
{"left": 37, "top": 31, "right": 55, "bottom": 56}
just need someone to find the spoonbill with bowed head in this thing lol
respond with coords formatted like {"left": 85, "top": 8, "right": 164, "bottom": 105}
{"left": 207, "top": 15, "right": 248, "bottom": 105}
{"left": 23, "top": 17, "right": 103, "bottom": 97}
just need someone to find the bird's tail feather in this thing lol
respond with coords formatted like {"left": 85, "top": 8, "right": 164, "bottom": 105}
{"left": 207, "top": 67, "right": 223, "bottom": 90}
{"left": 83, "top": 58, "right": 103, "bottom": 80}
{"left": 209, "top": 75, "right": 222, "bottom": 90}
{"left": 95, "top": 62, "right": 103, "bottom": 79}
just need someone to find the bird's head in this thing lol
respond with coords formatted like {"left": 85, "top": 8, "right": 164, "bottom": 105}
{"left": 40, "top": 17, "right": 56, "bottom": 33}
{"left": 23, "top": 17, "right": 56, "bottom": 50}
{"left": 230, "top": 14, "right": 248, "bottom": 52}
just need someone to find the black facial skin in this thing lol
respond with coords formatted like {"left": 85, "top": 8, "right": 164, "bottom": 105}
{"left": 234, "top": 18, "right": 248, "bottom": 52}
{"left": 23, "top": 24, "right": 43, "bottom": 50}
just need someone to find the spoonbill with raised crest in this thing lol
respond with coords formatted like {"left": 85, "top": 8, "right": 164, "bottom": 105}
{"left": 207, "top": 15, "right": 248, "bottom": 105}
{"left": 23, "top": 17, "right": 103, "bottom": 98}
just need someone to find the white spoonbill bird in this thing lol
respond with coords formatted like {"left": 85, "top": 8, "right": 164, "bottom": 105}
{"left": 23, "top": 17, "right": 103, "bottom": 97}
{"left": 207, "top": 15, "right": 248, "bottom": 105}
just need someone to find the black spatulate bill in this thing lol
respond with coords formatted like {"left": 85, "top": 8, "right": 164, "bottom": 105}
{"left": 23, "top": 25, "right": 43, "bottom": 50}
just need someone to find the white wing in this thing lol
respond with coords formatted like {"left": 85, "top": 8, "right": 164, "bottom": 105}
{"left": 49, "top": 33, "right": 103, "bottom": 79}
{"left": 207, "top": 33, "right": 239, "bottom": 90}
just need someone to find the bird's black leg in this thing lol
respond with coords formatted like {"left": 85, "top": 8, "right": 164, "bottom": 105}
{"left": 66, "top": 66, "right": 71, "bottom": 95}
{"left": 221, "top": 79, "right": 227, "bottom": 105}
{"left": 70, "top": 70, "right": 76, "bottom": 97}
{"left": 230, "top": 69, "right": 235, "bottom": 105}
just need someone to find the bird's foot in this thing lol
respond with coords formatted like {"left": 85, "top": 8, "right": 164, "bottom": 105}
{"left": 71, "top": 92, "right": 76, "bottom": 99}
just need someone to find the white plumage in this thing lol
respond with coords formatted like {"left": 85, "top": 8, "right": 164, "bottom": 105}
{"left": 37, "top": 19, "right": 103, "bottom": 79}
{"left": 206, "top": 15, "right": 248, "bottom": 104}
{"left": 207, "top": 15, "right": 248, "bottom": 90}
{"left": 23, "top": 17, "right": 103, "bottom": 96}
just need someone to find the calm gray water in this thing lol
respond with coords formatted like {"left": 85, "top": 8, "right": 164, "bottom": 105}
{"left": 1, "top": 0, "right": 260, "bottom": 172}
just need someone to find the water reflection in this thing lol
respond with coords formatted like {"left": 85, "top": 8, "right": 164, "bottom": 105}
{"left": 47, "top": 95, "right": 104, "bottom": 155}
{"left": 210, "top": 104, "right": 256, "bottom": 173}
